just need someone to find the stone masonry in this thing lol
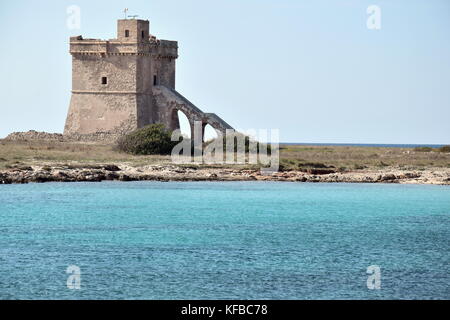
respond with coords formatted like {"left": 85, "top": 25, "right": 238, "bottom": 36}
{"left": 64, "top": 18, "right": 233, "bottom": 141}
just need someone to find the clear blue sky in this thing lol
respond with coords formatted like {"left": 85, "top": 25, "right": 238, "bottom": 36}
{"left": 0, "top": 0, "right": 449, "bottom": 144}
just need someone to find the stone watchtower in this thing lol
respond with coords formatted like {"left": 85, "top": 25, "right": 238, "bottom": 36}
{"left": 64, "top": 18, "right": 233, "bottom": 140}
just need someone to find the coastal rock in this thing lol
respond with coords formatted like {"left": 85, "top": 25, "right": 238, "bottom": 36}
{"left": 381, "top": 174, "right": 397, "bottom": 181}
{"left": 306, "top": 168, "right": 336, "bottom": 175}
{"left": 0, "top": 173, "right": 12, "bottom": 184}
{"left": 0, "top": 164, "right": 449, "bottom": 185}
{"left": 52, "top": 171, "right": 69, "bottom": 179}
{"left": 105, "top": 172, "right": 120, "bottom": 180}
{"left": 118, "top": 174, "right": 134, "bottom": 181}
{"left": 404, "top": 172, "right": 421, "bottom": 179}
{"left": 103, "top": 165, "right": 121, "bottom": 172}
{"left": 29, "top": 173, "right": 53, "bottom": 183}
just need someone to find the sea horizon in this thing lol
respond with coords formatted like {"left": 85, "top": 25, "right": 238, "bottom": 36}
{"left": 280, "top": 143, "right": 448, "bottom": 148}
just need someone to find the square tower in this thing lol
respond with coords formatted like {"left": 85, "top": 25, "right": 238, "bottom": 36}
{"left": 64, "top": 17, "right": 233, "bottom": 142}
{"left": 117, "top": 19, "right": 149, "bottom": 42}
{"left": 64, "top": 18, "right": 196, "bottom": 139}
{"left": 65, "top": 19, "right": 159, "bottom": 136}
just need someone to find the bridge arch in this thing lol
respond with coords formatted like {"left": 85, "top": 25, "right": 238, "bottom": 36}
{"left": 154, "top": 86, "right": 234, "bottom": 142}
{"left": 168, "top": 106, "right": 226, "bottom": 143}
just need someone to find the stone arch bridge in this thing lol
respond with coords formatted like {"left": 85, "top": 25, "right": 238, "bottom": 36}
{"left": 153, "top": 86, "right": 233, "bottom": 142}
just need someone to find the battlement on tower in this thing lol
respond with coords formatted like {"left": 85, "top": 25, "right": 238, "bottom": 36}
{"left": 69, "top": 19, "right": 178, "bottom": 58}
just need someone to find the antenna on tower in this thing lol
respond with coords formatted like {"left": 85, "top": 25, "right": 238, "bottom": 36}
{"left": 124, "top": 8, "right": 129, "bottom": 19}
{"left": 128, "top": 15, "right": 139, "bottom": 19}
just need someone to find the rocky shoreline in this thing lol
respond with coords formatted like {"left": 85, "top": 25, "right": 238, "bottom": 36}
{"left": 1, "top": 164, "right": 449, "bottom": 185}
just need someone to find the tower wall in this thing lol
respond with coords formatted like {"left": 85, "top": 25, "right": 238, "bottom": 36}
{"left": 136, "top": 55, "right": 154, "bottom": 127}
{"left": 152, "top": 40, "right": 177, "bottom": 89}
{"left": 65, "top": 93, "right": 138, "bottom": 135}
{"left": 64, "top": 52, "right": 141, "bottom": 135}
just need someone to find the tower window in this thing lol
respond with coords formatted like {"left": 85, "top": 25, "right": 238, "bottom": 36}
{"left": 101, "top": 77, "right": 108, "bottom": 85}
{"left": 142, "top": 31, "right": 145, "bottom": 39}
{"left": 153, "top": 75, "right": 158, "bottom": 86}
{"left": 125, "top": 30, "right": 130, "bottom": 37}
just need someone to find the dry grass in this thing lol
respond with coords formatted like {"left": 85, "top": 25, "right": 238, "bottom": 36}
{"left": 0, "top": 139, "right": 449, "bottom": 171}
{"left": 0, "top": 140, "right": 171, "bottom": 169}
{"left": 280, "top": 145, "right": 450, "bottom": 171}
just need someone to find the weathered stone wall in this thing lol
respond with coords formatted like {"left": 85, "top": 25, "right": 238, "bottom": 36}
{"left": 152, "top": 57, "right": 176, "bottom": 89}
{"left": 64, "top": 49, "right": 143, "bottom": 135}
{"left": 65, "top": 93, "right": 138, "bottom": 135}
{"left": 72, "top": 54, "right": 137, "bottom": 92}
{"left": 117, "top": 19, "right": 149, "bottom": 43}
{"left": 136, "top": 55, "right": 154, "bottom": 127}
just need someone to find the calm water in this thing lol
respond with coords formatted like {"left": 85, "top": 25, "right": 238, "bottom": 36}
{"left": 0, "top": 181, "right": 449, "bottom": 300}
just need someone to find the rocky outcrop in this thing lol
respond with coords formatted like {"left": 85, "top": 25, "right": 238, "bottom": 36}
{"left": 4, "top": 130, "right": 122, "bottom": 143}
{"left": 5, "top": 131, "right": 64, "bottom": 141}
{"left": 0, "top": 165, "right": 449, "bottom": 185}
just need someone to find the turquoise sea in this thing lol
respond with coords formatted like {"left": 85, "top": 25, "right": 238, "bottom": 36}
{"left": 0, "top": 181, "right": 449, "bottom": 300}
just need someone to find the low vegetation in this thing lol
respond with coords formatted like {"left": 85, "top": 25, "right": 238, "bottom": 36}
{"left": 414, "top": 146, "right": 433, "bottom": 152}
{"left": 439, "top": 145, "right": 450, "bottom": 153}
{"left": 413, "top": 145, "right": 450, "bottom": 153}
{"left": 278, "top": 145, "right": 450, "bottom": 172}
{"left": 205, "top": 132, "right": 271, "bottom": 154}
{"left": 116, "top": 124, "right": 178, "bottom": 155}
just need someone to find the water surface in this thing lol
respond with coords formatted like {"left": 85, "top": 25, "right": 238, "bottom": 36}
{"left": 0, "top": 181, "right": 449, "bottom": 299}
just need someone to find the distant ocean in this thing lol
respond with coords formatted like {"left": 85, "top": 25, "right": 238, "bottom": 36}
{"left": 281, "top": 143, "right": 447, "bottom": 148}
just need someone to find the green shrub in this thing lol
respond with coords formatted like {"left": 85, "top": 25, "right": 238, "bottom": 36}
{"left": 378, "top": 161, "right": 389, "bottom": 167}
{"left": 277, "top": 159, "right": 335, "bottom": 172}
{"left": 117, "top": 124, "right": 178, "bottom": 155}
{"left": 205, "top": 132, "right": 271, "bottom": 154}
{"left": 414, "top": 146, "right": 433, "bottom": 152}
{"left": 298, "top": 162, "right": 331, "bottom": 169}
{"left": 438, "top": 145, "right": 450, "bottom": 153}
